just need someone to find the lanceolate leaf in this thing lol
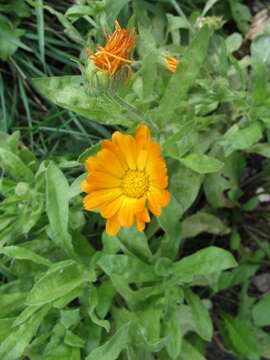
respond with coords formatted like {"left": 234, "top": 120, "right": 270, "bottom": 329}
{"left": 33, "top": 76, "right": 133, "bottom": 126}
{"left": 172, "top": 246, "right": 237, "bottom": 282}
{"left": 0, "top": 148, "right": 34, "bottom": 183}
{"left": 221, "top": 314, "right": 259, "bottom": 358}
{"left": 0, "top": 246, "right": 52, "bottom": 266}
{"left": 158, "top": 26, "right": 211, "bottom": 122}
{"left": 185, "top": 289, "right": 213, "bottom": 341}
{"left": 86, "top": 323, "right": 130, "bottom": 360}
{"left": 0, "top": 305, "right": 50, "bottom": 360}
{"left": 26, "top": 261, "right": 89, "bottom": 305}
{"left": 180, "top": 153, "right": 224, "bottom": 174}
{"left": 46, "top": 162, "right": 74, "bottom": 255}
{"left": 98, "top": 254, "right": 158, "bottom": 283}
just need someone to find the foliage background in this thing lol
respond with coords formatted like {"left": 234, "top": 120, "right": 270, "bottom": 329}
{"left": 1, "top": 0, "right": 270, "bottom": 359}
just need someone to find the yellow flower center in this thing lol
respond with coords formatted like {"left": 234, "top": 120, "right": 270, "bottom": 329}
{"left": 122, "top": 170, "right": 149, "bottom": 198}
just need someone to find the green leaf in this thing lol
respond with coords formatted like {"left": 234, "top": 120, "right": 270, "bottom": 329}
{"left": 1, "top": 0, "right": 31, "bottom": 18}
{"left": 78, "top": 142, "right": 100, "bottom": 163}
{"left": 139, "top": 50, "right": 158, "bottom": 100}
{"left": 60, "top": 309, "right": 80, "bottom": 329}
{"left": 179, "top": 339, "right": 207, "bottom": 360}
{"left": 96, "top": 280, "right": 116, "bottom": 319}
{"left": 134, "top": 303, "right": 165, "bottom": 352}
{"left": 46, "top": 162, "right": 74, "bottom": 255}
{"left": 0, "top": 246, "right": 52, "bottom": 266}
{"left": 105, "top": 0, "right": 132, "bottom": 23}
{"left": 221, "top": 122, "right": 262, "bottom": 157}
{"left": 69, "top": 174, "right": 85, "bottom": 200}
{"left": 164, "top": 305, "right": 182, "bottom": 359}
{"left": 226, "top": 32, "right": 243, "bottom": 53}
{"left": 251, "top": 34, "right": 270, "bottom": 67}
{"left": 202, "top": 0, "right": 219, "bottom": 16}
{"left": 158, "top": 26, "right": 211, "bottom": 122}
{"left": 65, "top": 5, "right": 95, "bottom": 18}
{"left": 181, "top": 212, "right": 230, "bottom": 239}
{"left": 248, "top": 143, "right": 270, "bottom": 158}
{"left": 0, "top": 293, "right": 26, "bottom": 318}
{"left": 0, "top": 318, "right": 14, "bottom": 343}
{"left": 158, "top": 195, "right": 182, "bottom": 259}
{"left": 218, "top": 263, "right": 259, "bottom": 291}
{"left": 64, "top": 330, "right": 85, "bottom": 348}
{"left": 12, "top": 305, "right": 41, "bottom": 328}
{"left": 33, "top": 76, "right": 133, "bottom": 126}
{"left": 172, "top": 246, "right": 237, "bottom": 282}
{"left": 26, "top": 262, "right": 89, "bottom": 305}
{"left": 53, "top": 287, "right": 83, "bottom": 309}
{"left": 0, "top": 305, "right": 50, "bottom": 360}
{"left": 169, "top": 161, "right": 203, "bottom": 217}
{"left": 98, "top": 255, "right": 158, "bottom": 283}
{"left": 0, "top": 15, "right": 26, "bottom": 61}
{"left": 256, "top": 329, "right": 270, "bottom": 359}
{"left": 39, "top": 343, "right": 80, "bottom": 360}
{"left": 163, "top": 121, "right": 196, "bottom": 160}
{"left": 180, "top": 153, "right": 224, "bottom": 174}
{"left": 86, "top": 323, "right": 130, "bottom": 360}
{"left": 88, "top": 284, "right": 110, "bottom": 332}
{"left": 0, "top": 148, "right": 34, "bottom": 182}
{"left": 228, "top": 0, "right": 251, "bottom": 33}
{"left": 185, "top": 289, "right": 213, "bottom": 341}
{"left": 252, "top": 293, "right": 270, "bottom": 327}
{"left": 221, "top": 314, "right": 259, "bottom": 358}
{"left": 116, "top": 226, "right": 153, "bottom": 262}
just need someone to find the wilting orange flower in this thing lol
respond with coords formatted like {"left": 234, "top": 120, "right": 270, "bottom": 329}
{"left": 166, "top": 56, "right": 180, "bottom": 73}
{"left": 86, "top": 21, "right": 136, "bottom": 76}
{"left": 81, "top": 125, "right": 170, "bottom": 236}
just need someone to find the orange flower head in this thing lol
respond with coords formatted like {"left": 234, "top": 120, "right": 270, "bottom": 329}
{"left": 166, "top": 56, "right": 180, "bottom": 73}
{"left": 86, "top": 21, "right": 136, "bottom": 76}
{"left": 81, "top": 125, "right": 170, "bottom": 236}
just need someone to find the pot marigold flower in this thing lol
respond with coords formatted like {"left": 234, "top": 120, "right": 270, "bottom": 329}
{"left": 166, "top": 56, "right": 180, "bottom": 73}
{"left": 86, "top": 21, "right": 136, "bottom": 76}
{"left": 81, "top": 125, "right": 170, "bottom": 236}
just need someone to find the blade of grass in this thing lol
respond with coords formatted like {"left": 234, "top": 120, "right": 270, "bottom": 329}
{"left": 36, "top": 0, "right": 46, "bottom": 71}
{"left": 18, "top": 77, "right": 34, "bottom": 149}
{"left": 0, "top": 74, "right": 7, "bottom": 132}
{"left": 170, "top": 0, "right": 195, "bottom": 34}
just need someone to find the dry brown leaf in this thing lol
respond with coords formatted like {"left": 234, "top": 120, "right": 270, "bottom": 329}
{"left": 246, "top": 9, "right": 269, "bottom": 40}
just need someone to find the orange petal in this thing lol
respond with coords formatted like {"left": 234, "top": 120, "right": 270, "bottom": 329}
{"left": 87, "top": 171, "right": 121, "bottom": 191}
{"left": 136, "top": 125, "right": 151, "bottom": 149}
{"left": 136, "top": 207, "right": 150, "bottom": 223}
{"left": 136, "top": 149, "right": 148, "bottom": 171}
{"left": 147, "top": 191, "right": 161, "bottom": 216}
{"left": 148, "top": 187, "right": 170, "bottom": 216}
{"left": 134, "top": 197, "right": 146, "bottom": 214}
{"left": 136, "top": 216, "right": 146, "bottom": 232}
{"left": 101, "top": 196, "right": 124, "bottom": 219}
{"left": 151, "top": 174, "right": 168, "bottom": 189}
{"left": 84, "top": 156, "right": 98, "bottom": 172}
{"left": 148, "top": 158, "right": 168, "bottom": 189}
{"left": 83, "top": 188, "right": 122, "bottom": 211}
{"left": 147, "top": 142, "right": 161, "bottom": 159}
{"left": 112, "top": 132, "right": 137, "bottom": 170}
{"left": 101, "top": 139, "right": 128, "bottom": 171}
{"left": 106, "top": 215, "right": 121, "bottom": 236}
{"left": 152, "top": 187, "right": 170, "bottom": 207}
{"left": 96, "top": 148, "right": 125, "bottom": 177}
{"left": 117, "top": 197, "right": 137, "bottom": 227}
{"left": 80, "top": 179, "right": 91, "bottom": 193}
